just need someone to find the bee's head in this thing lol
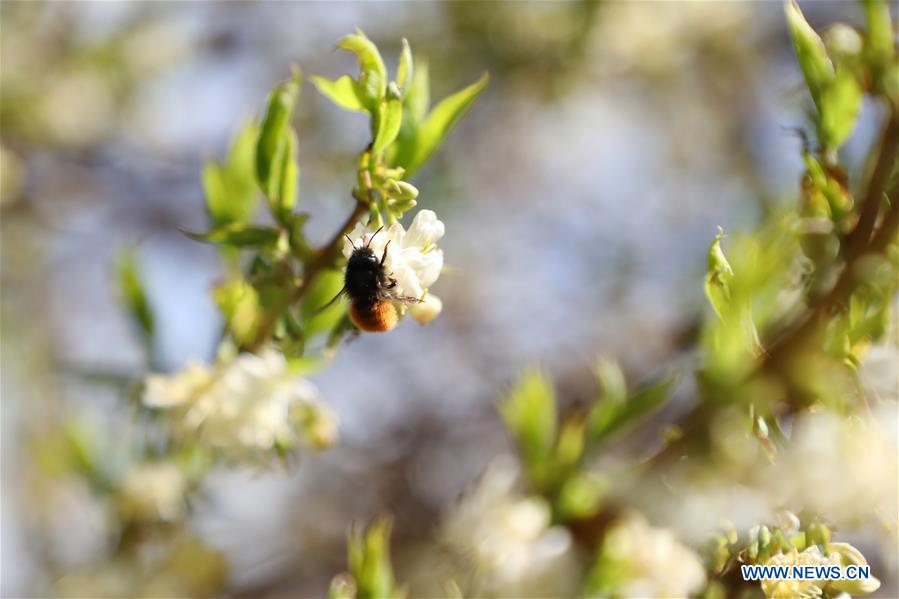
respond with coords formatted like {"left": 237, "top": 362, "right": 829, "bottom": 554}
{"left": 347, "top": 246, "right": 378, "bottom": 267}
{"left": 344, "top": 227, "right": 385, "bottom": 270}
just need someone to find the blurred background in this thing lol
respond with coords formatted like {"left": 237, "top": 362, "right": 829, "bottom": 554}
{"left": 2, "top": 2, "right": 894, "bottom": 597}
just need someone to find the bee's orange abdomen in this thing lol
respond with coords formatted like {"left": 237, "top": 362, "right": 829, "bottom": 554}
{"left": 350, "top": 301, "right": 398, "bottom": 333}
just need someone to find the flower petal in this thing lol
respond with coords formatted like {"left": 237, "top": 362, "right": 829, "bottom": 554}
{"left": 392, "top": 262, "right": 423, "bottom": 299}
{"left": 343, "top": 222, "right": 368, "bottom": 258}
{"left": 404, "top": 209, "right": 445, "bottom": 248}
{"left": 403, "top": 247, "right": 444, "bottom": 289}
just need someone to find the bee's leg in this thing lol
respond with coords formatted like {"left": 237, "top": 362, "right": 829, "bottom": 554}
{"left": 345, "top": 327, "right": 362, "bottom": 344}
{"left": 386, "top": 276, "right": 397, "bottom": 289}
{"left": 380, "top": 240, "right": 391, "bottom": 266}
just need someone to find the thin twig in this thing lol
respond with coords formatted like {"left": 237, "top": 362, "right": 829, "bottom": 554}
{"left": 288, "top": 199, "right": 367, "bottom": 305}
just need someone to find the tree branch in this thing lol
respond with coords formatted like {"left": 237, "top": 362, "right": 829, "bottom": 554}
{"left": 764, "top": 105, "right": 899, "bottom": 366}
{"left": 643, "top": 105, "right": 899, "bottom": 472}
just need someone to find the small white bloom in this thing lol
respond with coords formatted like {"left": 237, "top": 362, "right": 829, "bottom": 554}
{"left": 143, "top": 362, "right": 211, "bottom": 408}
{"left": 774, "top": 407, "right": 896, "bottom": 526}
{"left": 594, "top": 513, "right": 706, "bottom": 598}
{"left": 343, "top": 209, "right": 445, "bottom": 302}
{"left": 442, "top": 459, "right": 577, "bottom": 595}
{"left": 142, "top": 349, "right": 337, "bottom": 458}
{"left": 409, "top": 294, "right": 442, "bottom": 324}
{"left": 118, "top": 461, "right": 186, "bottom": 522}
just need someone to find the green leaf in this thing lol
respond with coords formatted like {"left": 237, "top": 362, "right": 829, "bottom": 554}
{"left": 287, "top": 354, "right": 330, "bottom": 376}
{"left": 203, "top": 122, "right": 259, "bottom": 226}
{"left": 389, "top": 58, "right": 429, "bottom": 167}
{"left": 348, "top": 517, "right": 400, "bottom": 599}
{"left": 276, "top": 310, "right": 305, "bottom": 358}
{"left": 202, "top": 163, "right": 230, "bottom": 224}
{"left": 862, "top": 0, "right": 894, "bottom": 67}
{"left": 338, "top": 30, "right": 387, "bottom": 113}
{"left": 498, "top": 368, "right": 557, "bottom": 466}
{"left": 405, "top": 59, "right": 430, "bottom": 123}
{"left": 372, "top": 86, "right": 403, "bottom": 156}
{"left": 819, "top": 66, "right": 862, "bottom": 149}
{"left": 214, "top": 277, "right": 261, "bottom": 346}
{"left": 553, "top": 416, "right": 586, "bottom": 470}
{"left": 311, "top": 74, "right": 367, "bottom": 112}
{"left": 588, "top": 372, "right": 677, "bottom": 443}
{"left": 594, "top": 358, "right": 627, "bottom": 406}
{"left": 226, "top": 121, "right": 259, "bottom": 216}
{"left": 785, "top": 0, "right": 834, "bottom": 110}
{"left": 586, "top": 360, "right": 627, "bottom": 442}
{"left": 300, "top": 269, "right": 347, "bottom": 338}
{"left": 115, "top": 249, "right": 154, "bottom": 344}
{"left": 256, "top": 72, "right": 300, "bottom": 203}
{"left": 287, "top": 212, "right": 314, "bottom": 263}
{"left": 396, "top": 38, "right": 413, "bottom": 89}
{"left": 393, "top": 72, "right": 489, "bottom": 176}
{"left": 704, "top": 227, "right": 734, "bottom": 320}
{"left": 556, "top": 472, "right": 609, "bottom": 521}
{"left": 327, "top": 313, "right": 357, "bottom": 350}
{"left": 272, "top": 127, "right": 299, "bottom": 223}
{"left": 185, "top": 224, "right": 280, "bottom": 247}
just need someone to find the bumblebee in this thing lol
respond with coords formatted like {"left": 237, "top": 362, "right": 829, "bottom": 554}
{"left": 340, "top": 227, "right": 421, "bottom": 332}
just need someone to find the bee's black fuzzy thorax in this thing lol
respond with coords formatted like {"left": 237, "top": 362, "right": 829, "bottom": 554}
{"left": 345, "top": 247, "right": 388, "bottom": 305}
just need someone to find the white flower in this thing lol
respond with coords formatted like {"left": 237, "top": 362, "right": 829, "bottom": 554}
{"left": 773, "top": 407, "right": 896, "bottom": 527}
{"left": 442, "top": 459, "right": 577, "bottom": 596}
{"left": 142, "top": 349, "right": 337, "bottom": 457}
{"left": 592, "top": 513, "right": 706, "bottom": 598}
{"left": 117, "top": 461, "right": 186, "bottom": 522}
{"left": 343, "top": 209, "right": 445, "bottom": 302}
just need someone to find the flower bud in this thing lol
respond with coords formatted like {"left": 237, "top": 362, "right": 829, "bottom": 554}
{"left": 387, "top": 81, "right": 402, "bottom": 101}
{"left": 385, "top": 179, "right": 419, "bottom": 201}
{"left": 380, "top": 166, "right": 406, "bottom": 180}
{"left": 747, "top": 525, "right": 761, "bottom": 559}
{"left": 328, "top": 573, "right": 357, "bottom": 599}
{"left": 805, "top": 522, "right": 831, "bottom": 546}
{"left": 824, "top": 24, "right": 862, "bottom": 61}
{"left": 410, "top": 294, "right": 442, "bottom": 324}
{"left": 758, "top": 526, "right": 772, "bottom": 549}
{"left": 387, "top": 197, "right": 417, "bottom": 213}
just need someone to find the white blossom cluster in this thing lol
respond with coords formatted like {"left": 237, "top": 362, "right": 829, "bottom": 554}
{"left": 441, "top": 459, "right": 578, "bottom": 596}
{"left": 142, "top": 348, "right": 337, "bottom": 458}
{"left": 597, "top": 513, "right": 707, "bottom": 598}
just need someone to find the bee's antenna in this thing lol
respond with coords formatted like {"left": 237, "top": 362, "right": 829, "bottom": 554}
{"left": 367, "top": 226, "right": 385, "bottom": 248}
{"left": 344, "top": 234, "right": 357, "bottom": 249}
{"left": 315, "top": 287, "right": 346, "bottom": 314}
